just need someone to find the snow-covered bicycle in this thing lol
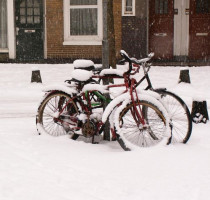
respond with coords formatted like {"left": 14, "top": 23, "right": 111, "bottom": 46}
{"left": 36, "top": 50, "right": 170, "bottom": 151}
{"left": 132, "top": 55, "right": 192, "bottom": 144}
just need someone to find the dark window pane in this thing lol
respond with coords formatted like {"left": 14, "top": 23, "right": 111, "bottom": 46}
{"left": 70, "top": 8, "right": 97, "bottom": 35}
{"left": 125, "top": 0, "right": 133, "bottom": 12}
{"left": 20, "top": 8, "right": 26, "bottom": 15}
{"left": 27, "top": 8, "right": 33, "bottom": 15}
{"left": 20, "top": 16, "right": 26, "bottom": 24}
{"left": 34, "top": 8, "right": 40, "bottom": 15}
{"left": 20, "top": 0, "right": 26, "bottom": 8}
{"left": 34, "top": 16, "right": 40, "bottom": 23}
{"left": 155, "top": 0, "right": 168, "bottom": 14}
{"left": 196, "top": 0, "right": 210, "bottom": 14}
{"left": 27, "top": 16, "right": 33, "bottom": 23}
{"left": 70, "top": 0, "right": 97, "bottom": 5}
{"left": 27, "top": 0, "right": 33, "bottom": 7}
{"left": 34, "top": 0, "right": 39, "bottom": 7}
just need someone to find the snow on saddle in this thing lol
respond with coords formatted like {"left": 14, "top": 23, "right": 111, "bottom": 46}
{"left": 71, "top": 59, "right": 95, "bottom": 82}
{"left": 72, "top": 59, "right": 126, "bottom": 82}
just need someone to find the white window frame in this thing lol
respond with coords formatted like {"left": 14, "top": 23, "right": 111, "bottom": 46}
{"left": 0, "top": 0, "right": 8, "bottom": 52}
{"left": 63, "top": 0, "right": 103, "bottom": 45}
{"left": 0, "top": 0, "right": 15, "bottom": 58}
{"left": 122, "top": 0, "right": 135, "bottom": 16}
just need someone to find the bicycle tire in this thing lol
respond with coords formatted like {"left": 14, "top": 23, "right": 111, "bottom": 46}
{"left": 37, "top": 92, "right": 80, "bottom": 137}
{"left": 156, "top": 90, "right": 192, "bottom": 144}
{"left": 115, "top": 100, "right": 168, "bottom": 150}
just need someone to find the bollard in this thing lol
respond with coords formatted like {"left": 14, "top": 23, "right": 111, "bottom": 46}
{"left": 31, "top": 70, "right": 42, "bottom": 83}
{"left": 191, "top": 100, "right": 209, "bottom": 124}
{"left": 179, "top": 69, "right": 191, "bottom": 83}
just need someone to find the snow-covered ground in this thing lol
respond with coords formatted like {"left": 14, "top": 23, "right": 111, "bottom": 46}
{"left": 0, "top": 63, "right": 210, "bottom": 200}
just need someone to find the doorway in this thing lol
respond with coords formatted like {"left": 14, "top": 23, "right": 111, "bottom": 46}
{"left": 15, "top": 0, "right": 44, "bottom": 61}
{"left": 189, "top": 0, "right": 210, "bottom": 60}
{"left": 149, "top": 0, "right": 174, "bottom": 60}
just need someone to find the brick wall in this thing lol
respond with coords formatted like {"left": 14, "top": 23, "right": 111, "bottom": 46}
{"left": 122, "top": 0, "right": 147, "bottom": 58}
{"left": 122, "top": 17, "right": 147, "bottom": 58}
{"left": 46, "top": 0, "right": 122, "bottom": 62}
{"left": 0, "top": 53, "right": 9, "bottom": 62}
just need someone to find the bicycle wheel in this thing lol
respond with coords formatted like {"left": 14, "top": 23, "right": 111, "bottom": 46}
{"left": 156, "top": 90, "right": 192, "bottom": 144}
{"left": 37, "top": 92, "right": 79, "bottom": 136}
{"left": 115, "top": 100, "right": 168, "bottom": 149}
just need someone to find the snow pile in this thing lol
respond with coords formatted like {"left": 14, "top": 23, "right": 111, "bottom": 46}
{"left": 71, "top": 69, "right": 93, "bottom": 81}
{"left": 0, "top": 63, "right": 210, "bottom": 200}
{"left": 73, "top": 59, "right": 94, "bottom": 69}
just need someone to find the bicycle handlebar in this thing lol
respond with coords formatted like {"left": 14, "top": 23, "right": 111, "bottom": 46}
{"left": 120, "top": 50, "right": 154, "bottom": 75}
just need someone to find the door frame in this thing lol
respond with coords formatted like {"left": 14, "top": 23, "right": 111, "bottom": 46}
{"left": 15, "top": 0, "right": 45, "bottom": 61}
{"left": 173, "top": 0, "right": 190, "bottom": 58}
{"left": 7, "top": 0, "right": 46, "bottom": 60}
{"left": 7, "top": 0, "right": 15, "bottom": 59}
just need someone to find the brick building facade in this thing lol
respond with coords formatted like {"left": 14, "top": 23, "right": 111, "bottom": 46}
{"left": 0, "top": 0, "right": 209, "bottom": 64}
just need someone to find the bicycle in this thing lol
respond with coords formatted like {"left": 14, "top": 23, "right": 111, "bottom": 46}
{"left": 36, "top": 50, "right": 170, "bottom": 151}
{"left": 131, "top": 55, "right": 192, "bottom": 144}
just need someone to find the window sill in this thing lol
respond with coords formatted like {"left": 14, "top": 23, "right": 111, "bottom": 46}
{"left": 0, "top": 49, "right": 9, "bottom": 53}
{"left": 122, "top": 13, "right": 135, "bottom": 16}
{"left": 63, "top": 40, "right": 102, "bottom": 46}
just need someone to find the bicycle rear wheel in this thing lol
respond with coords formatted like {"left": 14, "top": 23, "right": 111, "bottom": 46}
{"left": 37, "top": 92, "right": 79, "bottom": 136}
{"left": 156, "top": 90, "right": 192, "bottom": 144}
{"left": 115, "top": 100, "right": 168, "bottom": 150}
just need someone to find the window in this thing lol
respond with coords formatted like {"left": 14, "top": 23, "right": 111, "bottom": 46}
{"left": 155, "top": 0, "right": 168, "bottom": 14}
{"left": 0, "top": 0, "right": 8, "bottom": 50}
{"left": 19, "top": 0, "right": 41, "bottom": 25}
{"left": 122, "top": 0, "right": 135, "bottom": 16}
{"left": 63, "top": 0, "right": 102, "bottom": 45}
{"left": 196, "top": 0, "right": 210, "bottom": 14}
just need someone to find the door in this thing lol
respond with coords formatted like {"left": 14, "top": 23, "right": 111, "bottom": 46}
{"left": 15, "top": 0, "right": 43, "bottom": 61}
{"left": 174, "top": 0, "right": 190, "bottom": 58}
{"left": 189, "top": 0, "right": 210, "bottom": 60}
{"left": 149, "top": 0, "right": 174, "bottom": 60}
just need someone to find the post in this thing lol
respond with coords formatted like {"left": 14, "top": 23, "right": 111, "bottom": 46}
{"left": 31, "top": 69, "right": 42, "bottom": 83}
{"left": 191, "top": 100, "right": 209, "bottom": 124}
{"left": 102, "top": 0, "right": 110, "bottom": 141}
{"left": 178, "top": 69, "right": 191, "bottom": 83}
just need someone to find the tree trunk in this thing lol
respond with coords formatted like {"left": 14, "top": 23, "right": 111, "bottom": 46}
{"left": 107, "top": 0, "right": 117, "bottom": 69}
{"left": 102, "top": 0, "right": 110, "bottom": 141}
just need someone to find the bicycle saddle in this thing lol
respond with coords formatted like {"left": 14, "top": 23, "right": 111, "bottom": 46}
{"left": 73, "top": 59, "right": 95, "bottom": 71}
{"left": 71, "top": 69, "right": 93, "bottom": 82}
{"left": 99, "top": 69, "right": 125, "bottom": 77}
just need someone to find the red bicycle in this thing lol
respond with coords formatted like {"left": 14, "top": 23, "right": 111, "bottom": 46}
{"left": 36, "top": 50, "right": 170, "bottom": 151}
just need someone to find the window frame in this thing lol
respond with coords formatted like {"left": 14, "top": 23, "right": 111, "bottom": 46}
{"left": 0, "top": 0, "right": 8, "bottom": 52}
{"left": 122, "top": 0, "right": 135, "bottom": 16}
{"left": 63, "top": 0, "right": 103, "bottom": 45}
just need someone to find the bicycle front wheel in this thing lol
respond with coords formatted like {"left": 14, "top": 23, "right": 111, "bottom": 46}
{"left": 115, "top": 100, "right": 168, "bottom": 149}
{"left": 156, "top": 90, "right": 192, "bottom": 144}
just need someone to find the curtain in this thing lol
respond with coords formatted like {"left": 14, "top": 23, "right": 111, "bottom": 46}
{"left": 70, "top": 0, "right": 98, "bottom": 36}
{"left": 0, "top": 0, "right": 7, "bottom": 48}
{"left": 70, "top": 0, "right": 97, "bottom": 5}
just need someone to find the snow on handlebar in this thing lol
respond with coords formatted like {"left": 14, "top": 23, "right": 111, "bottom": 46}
{"left": 120, "top": 50, "right": 154, "bottom": 65}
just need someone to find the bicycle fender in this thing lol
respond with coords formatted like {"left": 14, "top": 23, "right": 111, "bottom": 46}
{"left": 102, "top": 93, "right": 130, "bottom": 123}
{"left": 43, "top": 84, "right": 77, "bottom": 96}
{"left": 102, "top": 91, "right": 170, "bottom": 128}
